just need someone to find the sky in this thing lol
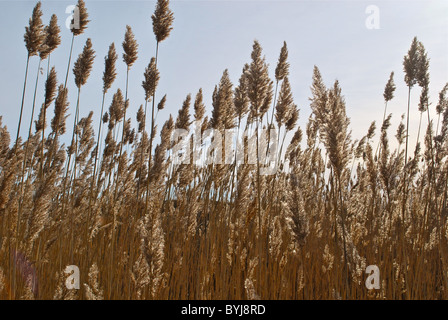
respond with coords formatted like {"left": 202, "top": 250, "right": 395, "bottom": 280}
{"left": 0, "top": 0, "right": 447, "bottom": 152}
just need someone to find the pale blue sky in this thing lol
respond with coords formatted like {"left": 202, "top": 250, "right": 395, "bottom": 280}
{"left": 0, "top": 0, "right": 447, "bottom": 150}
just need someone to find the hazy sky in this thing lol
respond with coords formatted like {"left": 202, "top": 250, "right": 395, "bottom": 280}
{"left": 0, "top": 0, "right": 447, "bottom": 150}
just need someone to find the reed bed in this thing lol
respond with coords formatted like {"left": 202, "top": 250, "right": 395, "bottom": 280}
{"left": 0, "top": 0, "right": 447, "bottom": 300}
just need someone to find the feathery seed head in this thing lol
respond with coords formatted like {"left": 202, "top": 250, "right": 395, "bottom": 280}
{"left": 317, "top": 79, "right": 351, "bottom": 177}
{"left": 247, "top": 41, "right": 272, "bottom": 120}
{"left": 383, "top": 71, "right": 396, "bottom": 102}
{"left": 142, "top": 57, "right": 160, "bottom": 101}
{"left": 416, "top": 41, "right": 430, "bottom": 88}
{"left": 436, "top": 83, "right": 448, "bottom": 115}
{"left": 291, "top": 126, "right": 302, "bottom": 146}
{"left": 285, "top": 106, "right": 299, "bottom": 132}
{"left": 51, "top": 85, "right": 69, "bottom": 135}
{"left": 367, "top": 121, "right": 376, "bottom": 140}
{"left": 260, "top": 79, "right": 274, "bottom": 117}
{"left": 403, "top": 37, "right": 419, "bottom": 88}
{"left": 102, "top": 111, "right": 109, "bottom": 124}
{"left": 39, "top": 14, "right": 61, "bottom": 60}
{"left": 275, "top": 76, "right": 294, "bottom": 127}
{"left": 234, "top": 64, "right": 250, "bottom": 122}
{"left": 103, "top": 43, "right": 118, "bottom": 93}
{"left": 44, "top": 67, "right": 58, "bottom": 109}
{"left": 24, "top": 2, "right": 45, "bottom": 57}
{"left": 309, "top": 65, "right": 328, "bottom": 130}
{"left": 161, "top": 114, "right": 174, "bottom": 147}
{"left": 84, "top": 263, "right": 103, "bottom": 300}
{"left": 137, "top": 105, "right": 145, "bottom": 133}
{"left": 194, "top": 88, "right": 206, "bottom": 122}
{"left": 109, "top": 89, "right": 125, "bottom": 127}
{"left": 396, "top": 114, "right": 406, "bottom": 145}
{"left": 275, "top": 41, "right": 289, "bottom": 81}
{"left": 418, "top": 83, "right": 429, "bottom": 113}
{"left": 73, "top": 38, "right": 95, "bottom": 88}
{"left": 176, "top": 94, "right": 191, "bottom": 130}
{"left": 381, "top": 115, "right": 392, "bottom": 132}
{"left": 211, "top": 69, "right": 236, "bottom": 129}
{"left": 152, "top": 0, "right": 174, "bottom": 43}
{"left": 158, "top": 94, "right": 167, "bottom": 111}
{"left": 71, "top": 0, "right": 89, "bottom": 36}
{"left": 122, "top": 26, "right": 139, "bottom": 67}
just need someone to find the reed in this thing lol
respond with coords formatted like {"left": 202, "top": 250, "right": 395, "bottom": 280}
{"left": 1, "top": 3, "right": 448, "bottom": 300}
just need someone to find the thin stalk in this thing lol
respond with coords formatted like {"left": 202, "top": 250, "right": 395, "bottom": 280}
{"left": 64, "top": 34, "right": 75, "bottom": 89}
{"left": 136, "top": 99, "right": 149, "bottom": 201}
{"left": 109, "top": 66, "right": 130, "bottom": 298}
{"left": 15, "top": 54, "right": 31, "bottom": 148}
{"left": 39, "top": 55, "right": 52, "bottom": 179}
{"left": 255, "top": 115, "right": 262, "bottom": 296}
{"left": 89, "top": 91, "right": 106, "bottom": 213}
{"left": 336, "top": 175, "right": 350, "bottom": 298}
{"left": 114, "top": 66, "right": 130, "bottom": 202}
{"left": 58, "top": 87, "right": 81, "bottom": 270}
{"left": 43, "top": 35, "right": 75, "bottom": 179}
{"left": 69, "top": 92, "right": 81, "bottom": 263}
{"left": 55, "top": 33, "right": 76, "bottom": 271}
{"left": 145, "top": 41, "right": 159, "bottom": 213}
{"left": 425, "top": 108, "right": 438, "bottom": 221}
{"left": 400, "top": 86, "right": 412, "bottom": 300}
{"left": 416, "top": 111, "right": 423, "bottom": 149}
{"left": 227, "top": 118, "right": 242, "bottom": 215}
{"left": 85, "top": 90, "right": 105, "bottom": 271}
{"left": 264, "top": 80, "right": 280, "bottom": 160}
{"left": 22, "top": 58, "right": 42, "bottom": 180}
{"left": 402, "top": 86, "right": 412, "bottom": 219}
{"left": 375, "top": 101, "right": 388, "bottom": 158}
{"left": 404, "top": 86, "right": 412, "bottom": 167}
{"left": 269, "top": 79, "right": 279, "bottom": 127}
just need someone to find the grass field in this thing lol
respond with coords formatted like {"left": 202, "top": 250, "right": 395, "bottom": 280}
{"left": 0, "top": 0, "right": 447, "bottom": 300}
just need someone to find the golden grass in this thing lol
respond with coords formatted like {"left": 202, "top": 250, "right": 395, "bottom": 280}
{"left": 0, "top": 0, "right": 447, "bottom": 300}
